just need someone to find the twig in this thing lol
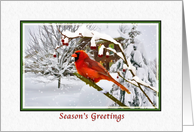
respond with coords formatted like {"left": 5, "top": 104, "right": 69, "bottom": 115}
{"left": 55, "top": 44, "right": 67, "bottom": 50}
{"left": 137, "top": 82, "right": 158, "bottom": 93}
{"left": 118, "top": 72, "right": 158, "bottom": 93}
{"left": 137, "top": 84, "right": 156, "bottom": 109}
{"left": 117, "top": 72, "right": 156, "bottom": 108}
{"left": 73, "top": 72, "right": 130, "bottom": 109}
{"left": 57, "top": 26, "right": 66, "bottom": 37}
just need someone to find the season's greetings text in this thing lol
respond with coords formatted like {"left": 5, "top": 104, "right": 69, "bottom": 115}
{"left": 59, "top": 113, "right": 124, "bottom": 122}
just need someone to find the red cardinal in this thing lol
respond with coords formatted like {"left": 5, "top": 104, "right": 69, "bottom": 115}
{"left": 72, "top": 50, "right": 131, "bottom": 94}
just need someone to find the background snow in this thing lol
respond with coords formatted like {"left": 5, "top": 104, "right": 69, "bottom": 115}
{"left": 25, "top": 72, "right": 84, "bottom": 107}
{"left": 24, "top": 72, "right": 117, "bottom": 107}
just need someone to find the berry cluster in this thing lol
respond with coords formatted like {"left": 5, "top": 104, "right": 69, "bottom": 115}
{"left": 61, "top": 37, "right": 69, "bottom": 46}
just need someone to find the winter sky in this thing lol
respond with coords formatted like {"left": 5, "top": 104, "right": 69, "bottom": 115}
{"left": 24, "top": 23, "right": 158, "bottom": 61}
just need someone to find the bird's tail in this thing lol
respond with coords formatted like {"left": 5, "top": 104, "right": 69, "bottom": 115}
{"left": 109, "top": 77, "right": 131, "bottom": 94}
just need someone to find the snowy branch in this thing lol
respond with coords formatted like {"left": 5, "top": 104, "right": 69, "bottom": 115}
{"left": 118, "top": 70, "right": 157, "bottom": 93}
{"left": 131, "top": 76, "right": 158, "bottom": 93}
{"left": 136, "top": 84, "right": 157, "bottom": 109}
{"left": 118, "top": 72, "right": 156, "bottom": 108}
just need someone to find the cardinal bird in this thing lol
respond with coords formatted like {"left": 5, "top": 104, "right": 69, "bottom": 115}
{"left": 71, "top": 50, "right": 131, "bottom": 94}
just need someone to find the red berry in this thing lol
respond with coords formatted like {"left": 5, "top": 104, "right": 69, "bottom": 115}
{"left": 53, "top": 54, "right": 56, "bottom": 58}
{"left": 61, "top": 39, "right": 64, "bottom": 43}
{"left": 123, "top": 69, "right": 126, "bottom": 72}
{"left": 98, "top": 54, "right": 103, "bottom": 57}
{"left": 117, "top": 76, "right": 119, "bottom": 79}
{"left": 65, "top": 43, "right": 69, "bottom": 46}
{"left": 106, "top": 55, "right": 109, "bottom": 58}
{"left": 91, "top": 46, "right": 96, "bottom": 49}
{"left": 62, "top": 42, "right": 65, "bottom": 45}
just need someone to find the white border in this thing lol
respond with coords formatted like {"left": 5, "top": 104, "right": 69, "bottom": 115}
{"left": 1, "top": 1, "right": 182, "bottom": 131}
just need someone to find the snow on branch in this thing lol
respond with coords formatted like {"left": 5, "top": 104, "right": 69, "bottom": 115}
{"left": 132, "top": 76, "right": 158, "bottom": 93}
{"left": 91, "top": 31, "right": 124, "bottom": 51}
{"left": 77, "top": 25, "right": 94, "bottom": 37}
{"left": 62, "top": 30, "right": 80, "bottom": 38}
{"left": 58, "top": 25, "right": 125, "bottom": 51}
{"left": 123, "top": 62, "right": 136, "bottom": 76}
{"left": 118, "top": 29, "right": 130, "bottom": 40}
{"left": 98, "top": 45, "right": 105, "bottom": 57}
{"left": 106, "top": 47, "right": 124, "bottom": 61}
{"left": 117, "top": 72, "right": 157, "bottom": 108}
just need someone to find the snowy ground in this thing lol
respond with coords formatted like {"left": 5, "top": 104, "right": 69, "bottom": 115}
{"left": 24, "top": 72, "right": 117, "bottom": 108}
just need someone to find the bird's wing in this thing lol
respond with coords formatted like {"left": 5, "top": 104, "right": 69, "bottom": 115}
{"left": 84, "top": 58, "right": 110, "bottom": 77}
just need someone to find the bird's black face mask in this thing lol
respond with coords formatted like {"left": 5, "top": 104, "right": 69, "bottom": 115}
{"left": 74, "top": 52, "right": 80, "bottom": 62}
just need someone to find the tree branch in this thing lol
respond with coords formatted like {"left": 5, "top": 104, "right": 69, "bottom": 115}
{"left": 73, "top": 72, "right": 130, "bottom": 109}
{"left": 118, "top": 72, "right": 158, "bottom": 93}
{"left": 117, "top": 72, "right": 156, "bottom": 108}
{"left": 137, "top": 84, "right": 156, "bottom": 109}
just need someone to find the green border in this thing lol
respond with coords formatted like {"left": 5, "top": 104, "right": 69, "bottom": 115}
{"left": 20, "top": 20, "right": 161, "bottom": 111}
{"left": 20, "top": 22, "right": 23, "bottom": 111}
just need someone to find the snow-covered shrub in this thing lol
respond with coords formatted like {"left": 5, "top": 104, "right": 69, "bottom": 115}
{"left": 25, "top": 24, "right": 95, "bottom": 88}
{"left": 109, "top": 25, "right": 158, "bottom": 108}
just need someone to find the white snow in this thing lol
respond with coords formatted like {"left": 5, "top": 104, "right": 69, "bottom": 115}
{"left": 132, "top": 76, "right": 141, "bottom": 83}
{"left": 62, "top": 30, "right": 80, "bottom": 38}
{"left": 77, "top": 73, "right": 118, "bottom": 107}
{"left": 118, "top": 29, "right": 130, "bottom": 39}
{"left": 127, "top": 80, "right": 138, "bottom": 86}
{"left": 133, "top": 50, "right": 143, "bottom": 67}
{"left": 64, "top": 37, "right": 68, "bottom": 43}
{"left": 93, "top": 30, "right": 125, "bottom": 54}
{"left": 109, "top": 63, "right": 117, "bottom": 72}
{"left": 106, "top": 47, "right": 125, "bottom": 60}
{"left": 78, "top": 80, "right": 114, "bottom": 107}
{"left": 131, "top": 75, "right": 157, "bottom": 92}
{"left": 90, "top": 35, "right": 96, "bottom": 47}
{"left": 24, "top": 72, "right": 118, "bottom": 107}
{"left": 126, "top": 60, "right": 136, "bottom": 76}
{"left": 76, "top": 25, "right": 93, "bottom": 37}
{"left": 61, "top": 25, "right": 125, "bottom": 57}
{"left": 98, "top": 45, "right": 105, "bottom": 55}
{"left": 24, "top": 72, "right": 85, "bottom": 107}
{"left": 106, "top": 51, "right": 109, "bottom": 56}
{"left": 125, "top": 44, "right": 133, "bottom": 58}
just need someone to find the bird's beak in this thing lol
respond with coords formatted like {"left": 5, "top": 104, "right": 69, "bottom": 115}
{"left": 71, "top": 53, "right": 77, "bottom": 57}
